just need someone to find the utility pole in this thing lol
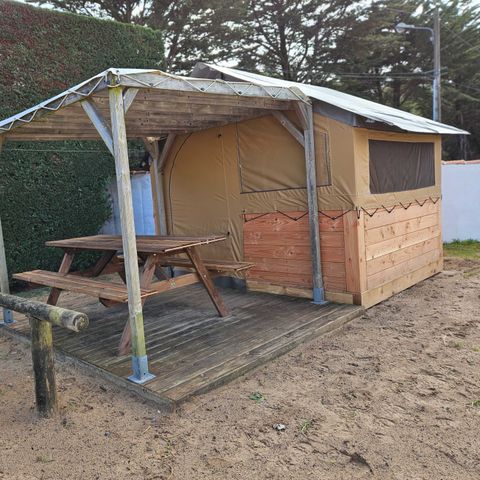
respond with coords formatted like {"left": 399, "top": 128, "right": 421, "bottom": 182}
{"left": 395, "top": 7, "right": 441, "bottom": 122}
{"left": 433, "top": 7, "right": 441, "bottom": 122}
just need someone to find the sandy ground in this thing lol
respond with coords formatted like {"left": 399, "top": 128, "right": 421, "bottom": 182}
{"left": 1, "top": 256, "right": 480, "bottom": 479}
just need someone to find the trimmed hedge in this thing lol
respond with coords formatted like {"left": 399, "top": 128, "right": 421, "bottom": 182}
{"left": 0, "top": 0, "right": 164, "bottom": 119}
{"left": 0, "top": 1, "right": 164, "bottom": 285}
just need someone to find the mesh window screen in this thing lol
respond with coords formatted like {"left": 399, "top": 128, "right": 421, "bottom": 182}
{"left": 369, "top": 140, "right": 435, "bottom": 194}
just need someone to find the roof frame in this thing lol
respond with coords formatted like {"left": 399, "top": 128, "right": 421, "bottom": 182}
{"left": 0, "top": 68, "right": 309, "bottom": 140}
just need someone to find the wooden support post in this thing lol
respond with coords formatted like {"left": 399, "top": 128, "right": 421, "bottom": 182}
{"left": 0, "top": 293, "right": 89, "bottom": 418}
{"left": 30, "top": 316, "right": 57, "bottom": 417}
{"left": 0, "top": 137, "right": 13, "bottom": 324}
{"left": 144, "top": 135, "right": 175, "bottom": 235}
{"left": 296, "top": 102, "right": 327, "bottom": 305}
{"left": 109, "top": 86, "right": 154, "bottom": 384}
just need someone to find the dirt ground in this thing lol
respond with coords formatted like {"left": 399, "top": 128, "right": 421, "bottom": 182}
{"left": 1, "top": 256, "right": 480, "bottom": 480}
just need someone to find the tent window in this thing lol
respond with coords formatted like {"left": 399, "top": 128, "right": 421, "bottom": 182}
{"left": 369, "top": 140, "right": 435, "bottom": 194}
{"left": 237, "top": 116, "right": 331, "bottom": 193}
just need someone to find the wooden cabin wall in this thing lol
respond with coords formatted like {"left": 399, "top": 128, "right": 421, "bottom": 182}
{"left": 243, "top": 211, "right": 354, "bottom": 304}
{"left": 343, "top": 199, "right": 443, "bottom": 308}
{"left": 244, "top": 199, "right": 442, "bottom": 308}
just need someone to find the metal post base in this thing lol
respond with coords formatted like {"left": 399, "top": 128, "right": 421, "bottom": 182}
{"left": 1, "top": 308, "right": 14, "bottom": 325}
{"left": 128, "top": 354, "right": 155, "bottom": 384}
{"left": 312, "top": 287, "right": 328, "bottom": 306}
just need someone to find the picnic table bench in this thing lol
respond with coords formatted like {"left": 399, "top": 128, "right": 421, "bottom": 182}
{"left": 14, "top": 234, "right": 254, "bottom": 355}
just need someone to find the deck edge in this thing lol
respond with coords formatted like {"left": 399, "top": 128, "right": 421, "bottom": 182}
{"left": 172, "top": 304, "right": 364, "bottom": 404}
{"left": 0, "top": 323, "right": 176, "bottom": 413}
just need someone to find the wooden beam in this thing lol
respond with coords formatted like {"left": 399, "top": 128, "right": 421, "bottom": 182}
{"left": 0, "top": 293, "right": 89, "bottom": 332}
{"left": 158, "top": 133, "right": 176, "bottom": 172}
{"left": 272, "top": 111, "right": 304, "bottom": 146}
{"left": 81, "top": 99, "right": 114, "bottom": 155}
{"left": 294, "top": 103, "right": 309, "bottom": 130}
{"left": 343, "top": 210, "right": 367, "bottom": 304}
{"left": 296, "top": 102, "right": 326, "bottom": 304}
{"left": 143, "top": 138, "right": 162, "bottom": 234}
{"left": 144, "top": 135, "right": 175, "bottom": 235}
{"left": 156, "top": 134, "right": 176, "bottom": 235}
{"left": 80, "top": 91, "right": 295, "bottom": 111}
{"left": 123, "top": 88, "right": 139, "bottom": 113}
{"left": 109, "top": 86, "right": 154, "bottom": 384}
{"left": 0, "top": 137, "right": 13, "bottom": 323}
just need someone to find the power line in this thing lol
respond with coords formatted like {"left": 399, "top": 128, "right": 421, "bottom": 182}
{"left": 443, "top": 23, "right": 478, "bottom": 51}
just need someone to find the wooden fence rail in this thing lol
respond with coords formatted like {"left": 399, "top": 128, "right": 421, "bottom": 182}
{"left": 0, "top": 293, "right": 89, "bottom": 417}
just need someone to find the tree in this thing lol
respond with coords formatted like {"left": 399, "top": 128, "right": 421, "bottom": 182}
{"left": 232, "top": 0, "right": 359, "bottom": 82}
{"left": 332, "top": 0, "right": 480, "bottom": 159}
{"left": 27, "top": 0, "right": 480, "bottom": 158}
{"left": 29, "top": 0, "right": 243, "bottom": 74}
{"left": 28, "top": 0, "right": 152, "bottom": 23}
{"left": 148, "top": 0, "right": 243, "bottom": 73}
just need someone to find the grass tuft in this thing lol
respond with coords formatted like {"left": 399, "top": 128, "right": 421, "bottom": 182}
{"left": 444, "top": 240, "right": 480, "bottom": 259}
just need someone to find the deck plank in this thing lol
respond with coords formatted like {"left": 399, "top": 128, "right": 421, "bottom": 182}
{"left": 4, "top": 284, "right": 362, "bottom": 406}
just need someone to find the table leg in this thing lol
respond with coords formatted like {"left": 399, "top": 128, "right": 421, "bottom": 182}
{"left": 47, "top": 251, "right": 75, "bottom": 306}
{"left": 186, "top": 247, "right": 229, "bottom": 317}
{"left": 118, "top": 254, "right": 159, "bottom": 356}
{"left": 91, "top": 251, "right": 116, "bottom": 277}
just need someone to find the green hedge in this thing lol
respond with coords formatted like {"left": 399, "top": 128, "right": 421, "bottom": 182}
{"left": 0, "top": 1, "right": 164, "bottom": 285}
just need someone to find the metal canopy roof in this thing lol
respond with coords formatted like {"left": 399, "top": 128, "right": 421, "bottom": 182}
{"left": 192, "top": 63, "right": 469, "bottom": 135}
{"left": 0, "top": 68, "right": 307, "bottom": 141}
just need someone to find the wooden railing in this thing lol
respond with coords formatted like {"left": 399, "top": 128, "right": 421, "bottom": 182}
{"left": 0, "top": 293, "right": 89, "bottom": 417}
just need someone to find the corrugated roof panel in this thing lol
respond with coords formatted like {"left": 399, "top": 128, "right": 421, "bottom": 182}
{"left": 193, "top": 63, "right": 468, "bottom": 135}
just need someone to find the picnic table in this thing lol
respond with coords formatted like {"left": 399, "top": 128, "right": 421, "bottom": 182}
{"left": 14, "top": 234, "right": 254, "bottom": 355}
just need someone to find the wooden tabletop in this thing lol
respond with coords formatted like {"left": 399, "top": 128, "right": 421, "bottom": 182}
{"left": 46, "top": 234, "right": 227, "bottom": 254}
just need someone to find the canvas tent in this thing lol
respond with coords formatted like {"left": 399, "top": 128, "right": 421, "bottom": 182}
{"left": 0, "top": 68, "right": 323, "bottom": 382}
{"left": 155, "top": 63, "right": 467, "bottom": 307}
{"left": 0, "top": 66, "right": 468, "bottom": 382}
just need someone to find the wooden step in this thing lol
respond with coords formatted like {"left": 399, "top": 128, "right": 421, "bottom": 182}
{"left": 161, "top": 258, "right": 254, "bottom": 273}
{"left": 13, "top": 270, "right": 152, "bottom": 303}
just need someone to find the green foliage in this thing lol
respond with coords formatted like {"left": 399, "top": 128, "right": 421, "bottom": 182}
{"left": 443, "top": 239, "right": 480, "bottom": 259}
{"left": 0, "top": 142, "right": 114, "bottom": 281}
{"left": 0, "top": 0, "right": 164, "bottom": 118}
{"left": 0, "top": 1, "right": 164, "bottom": 284}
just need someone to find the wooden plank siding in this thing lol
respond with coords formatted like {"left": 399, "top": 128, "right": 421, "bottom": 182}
{"left": 360, "top": 199, "right": 442, "bottom": 307}
{"left": 243, "top": 211, "right": 348, "bottom": 298}
{"left": 243, "top": 200, "right": 442, "bottom": 308}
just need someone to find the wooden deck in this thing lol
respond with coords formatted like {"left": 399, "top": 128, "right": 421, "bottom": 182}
{"left": 3, "top": 284, "right": 362, "bottom": 410}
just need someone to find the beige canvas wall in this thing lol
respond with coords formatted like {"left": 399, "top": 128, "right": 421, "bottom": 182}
{"left": 160, "top": 112, "right": 442, "bottom": 262}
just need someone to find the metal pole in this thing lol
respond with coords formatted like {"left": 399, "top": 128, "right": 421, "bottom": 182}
{"left": 297, "top": 103, "right": 327, "bottom": 305}
{"left": 433, "top": 7, "right": 441, "bottom": 122}
{"left": 0, "top": 138, "right": 13, "bottom": 324}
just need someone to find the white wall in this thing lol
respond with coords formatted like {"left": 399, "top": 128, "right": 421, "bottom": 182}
{"left": 101, "top": 172, "right": 155, "bottom": 235}
{"left": 442, "top": 162, "right": 480, "bottom": 242}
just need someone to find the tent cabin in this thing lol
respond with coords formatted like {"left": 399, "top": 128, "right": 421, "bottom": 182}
{"left": 0, "top": 67, "right": 467, "bottom": 387}
{"left": 157, "top": 63, "right": 467, "bottom": 308}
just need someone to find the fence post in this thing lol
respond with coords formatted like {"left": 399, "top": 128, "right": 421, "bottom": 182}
{"left": 30, "top": 316, "right": 57, "bottom": 417}
{"left": 0, "top": 293, "right": 89, "bottom": 418}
